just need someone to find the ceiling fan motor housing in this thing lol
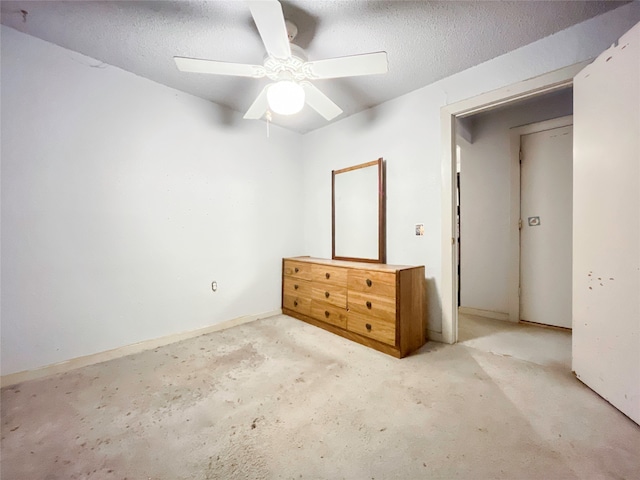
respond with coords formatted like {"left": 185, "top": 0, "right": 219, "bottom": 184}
{"left": 262, "top": 43, "right": 313, "bottom": 82}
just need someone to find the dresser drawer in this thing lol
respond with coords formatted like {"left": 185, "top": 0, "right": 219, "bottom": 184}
{"left": 283, "top": 294, "right": 311, "bottom": 316}
{"left": 311, "top": 301, "right": 348, "bottom": 329}
{"left": 283, "top": 260, "right": 312, "bottom": 280}
{"left": 312, "top": 285, "right": 347, "bottom": 309}
{"left": 311, "top": 264, "right": 347, "bottom": 286}
{"left": 348, "top": 269, "right": 396, "bottom": 297}
{"left": 283, "top": 276, "right": 311, "bottom": 298}
{"left": 348, "top": 291, "right": 396, "bottom": 323}
{"left": 348, "top": 312, "right": 396, "bottom": 346}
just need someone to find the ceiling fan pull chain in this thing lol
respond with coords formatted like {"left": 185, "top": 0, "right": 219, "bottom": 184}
{"left": 266, "top": 110, "right": 273, "bottom": 138}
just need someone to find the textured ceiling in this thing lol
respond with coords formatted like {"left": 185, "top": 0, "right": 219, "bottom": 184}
{"left": 0, "top": 1, "right": 628, "bottom": 133}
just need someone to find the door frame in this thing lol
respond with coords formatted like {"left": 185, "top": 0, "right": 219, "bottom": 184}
{"left": 508, "top": 115, "right": 573, "bottom": 323}
{"left": 439, "top": 60, "right": 590, "bottom": 344}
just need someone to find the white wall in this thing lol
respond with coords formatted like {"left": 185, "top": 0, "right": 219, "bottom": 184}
{"left": 302, "top": 88, "right": 446, "bottom": 333}
{"left": 0, "top": 26, "right": 304, "bottom": 375}
{"left": 458, "top": 90, "right": 573, "bottom": 316}
{"left": 573, "top": 23, "right": 640, "bottom": 425}
{"left": 300, "top": 2, "right": 640, "bottom": 337}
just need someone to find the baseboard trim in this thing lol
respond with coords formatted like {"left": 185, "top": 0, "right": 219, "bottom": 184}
{"left": 427, "top": 330, "right": 446, "bottom": 343}
{"left": 458, "top": 306, "right": 511, "bottom": 322}
{"left": 1, "top": 309, "right": 282, "bottom": 387}
{"left": 520, "top": 319, "right": 572, "bottom": 332}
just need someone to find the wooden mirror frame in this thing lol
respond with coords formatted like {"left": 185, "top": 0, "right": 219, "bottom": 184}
{"left": 332, "top": 158, "right": 386, "bottom": 263}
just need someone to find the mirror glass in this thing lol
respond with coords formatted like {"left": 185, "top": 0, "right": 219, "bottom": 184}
{"left": 332, "top": 158, "right": 386, "bottom": 263}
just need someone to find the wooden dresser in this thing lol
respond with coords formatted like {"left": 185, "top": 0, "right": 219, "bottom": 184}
{"left": 282, "top": 257, "right": 426, "bottom": 358}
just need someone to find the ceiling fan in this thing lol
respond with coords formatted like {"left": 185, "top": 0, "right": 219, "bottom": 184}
{"left": 173, "top": 0, "right": 388, "bottom": 121}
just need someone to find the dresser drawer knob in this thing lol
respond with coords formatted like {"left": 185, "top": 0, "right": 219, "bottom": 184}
{"left": 366, "top": 301, "right": 372, "bottom": 309}
{"left": 324, "top": 291, "right": 330, "bottom": 298}
{"left": 294, "top": 284, "right": 299, "bottom": 290}
{"left": 295, "top": 267, "right": 299, "bottom": 273}
{"left": 366, "top": 279, "right": 372, "bottom": 287}
{"left": 294, "top": 300, "right": 298, "bottom": 307}
{"left": 366, "top": 323, "right": 372, "bottom": 331}
{"left": 325, "top": 272, "right": 330, "bottom": 279}
{"left": 325, "top": 311, "right": 330, "bottom": 318}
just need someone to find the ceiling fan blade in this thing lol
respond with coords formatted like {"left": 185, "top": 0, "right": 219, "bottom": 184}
{"left": 305, "top": 51, "right": 388, "bottom": 79}
{"left": 247, "top": 0, "right": 291, "bottom": 59}
{"left": 301, "top": 82, "right": 343, "bottom": 121}
{"left": 174, "top": 57, "right": 265, "bottom": 78}
{"left": 243, "top": 85, "right": 270, "bottom": 120}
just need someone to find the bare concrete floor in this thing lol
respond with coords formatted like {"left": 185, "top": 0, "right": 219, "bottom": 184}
{"left": 458, "top": 313, "right": 572, "bottom": 370}
{"left": 2, "top": 314, "right": 639, "bottom": 479}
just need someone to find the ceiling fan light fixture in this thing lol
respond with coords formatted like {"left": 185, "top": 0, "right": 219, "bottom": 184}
{"left": 175, "top": 0, "right": 386, "bottom": 122}
{"left": 267, "top": 80, "right": 305, "bottom": 115}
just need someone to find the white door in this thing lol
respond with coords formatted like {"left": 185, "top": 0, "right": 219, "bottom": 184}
{"left": 573, "top": 22, "right": 640, "bottom": 425}
{"left": 519, "top": 125, "right": 573, "bottom": 328}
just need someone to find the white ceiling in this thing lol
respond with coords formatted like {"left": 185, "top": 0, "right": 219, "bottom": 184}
{"left": 0, "top": 1, "right": 627, "bottom": 133}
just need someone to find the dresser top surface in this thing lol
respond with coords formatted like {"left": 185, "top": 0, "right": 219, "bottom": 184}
{"left": 284, "top": 256, "right": 423, "bottom": 272}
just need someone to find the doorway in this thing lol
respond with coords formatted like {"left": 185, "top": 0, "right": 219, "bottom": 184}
{"left": 454, "top": 93, "right": 574, "bottom": 365}
{"left": 439, "top": 61, "right": 588, "bottom": 345}
{"left": 455, "top": 91, "right": 573, "bottom": 327}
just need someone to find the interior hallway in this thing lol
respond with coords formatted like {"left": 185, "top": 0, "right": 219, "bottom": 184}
{"left": 458, "top": 312, "right": 572, "bottom": 370}
{"left": 2, "top": 314, "right": 639, "bottom": 479}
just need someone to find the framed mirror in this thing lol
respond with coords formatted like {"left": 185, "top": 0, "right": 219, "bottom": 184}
{"left": 332, "top": 158, "right": 386, "bottom": 263}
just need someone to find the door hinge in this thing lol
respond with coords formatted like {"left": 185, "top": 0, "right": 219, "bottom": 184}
{"left": 518, "top": 218, "right": 523, "bottom": 230}
{"left": 519, "top": 149, "right": 523, "bottom": 163}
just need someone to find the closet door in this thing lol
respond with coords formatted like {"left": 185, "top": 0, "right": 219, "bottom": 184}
{"left": 572, "top": 22, "right": 640, "bottom": 425}
{"left": 520, "top": 124, "right": 573, "bottom": 329}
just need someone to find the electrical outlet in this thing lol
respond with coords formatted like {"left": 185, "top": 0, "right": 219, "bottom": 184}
{"left": 211, "top": 281, "right": 218, "bottom": 292}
